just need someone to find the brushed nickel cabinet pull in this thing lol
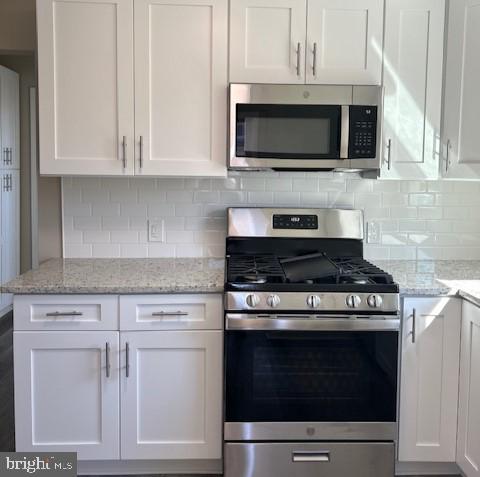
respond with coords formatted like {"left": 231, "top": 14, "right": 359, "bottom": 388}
{"left": 2, "top": 148, "right": 6, "bottom": 165}
{"left": 105, "top": 342, "right": 111, "bottom": 378}
{"left": 125, "top": 342, "right": 130, "bottom": 378}
{"left": 8, "top": 148, "right": 12, "bottom": 165}
{"left": 312, "top": 42, "right": 317, "bottom": 76}
{"left": 445, "top": 139, "right": 451, "bottom": 173}
{"left": 45, "top": 311, "right": 83, "bottom": 317}
{"left": 296, "top": 42, "right": 301, "bottom": 77}
{"left": 386, "top": 139, "right": 392, "bottom": 170}
{"left": 151, "top": 311, "right": 189, "bottom": 317}
{"left": 410, "top": 308, "right": 416, "bottom": 344}
{"left": 122, "top": 136, "right": 127, "bottom": 169}
{"left": 139, "top": 136, "right": 144, "bottom": 169}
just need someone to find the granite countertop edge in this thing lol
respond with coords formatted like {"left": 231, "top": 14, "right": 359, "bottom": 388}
{"left": 3, "top": 259, "right": 480, "bottom": 307}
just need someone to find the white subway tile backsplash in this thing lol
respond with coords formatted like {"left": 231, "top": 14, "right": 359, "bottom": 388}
{"left": 63, "top": 174, "right": 480, "bottom": 260}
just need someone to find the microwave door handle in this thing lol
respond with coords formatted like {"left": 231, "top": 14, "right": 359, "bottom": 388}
{"left": 340, "top": 106, "right": 350, "bottom": 159}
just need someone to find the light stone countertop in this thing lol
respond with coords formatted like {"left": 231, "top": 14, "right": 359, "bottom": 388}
{"left": 374, "top": 260, "right": 480, "bottom": 307}
{"left": 3, "top": 258, "right": 480, "bottom": 308}
{"left": 1, "top": 258, "right": 225, "bottom": 294}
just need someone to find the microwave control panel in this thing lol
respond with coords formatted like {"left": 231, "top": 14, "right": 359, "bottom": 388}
{"left": 349, "top": 106, "right": 378, "bottom": 159}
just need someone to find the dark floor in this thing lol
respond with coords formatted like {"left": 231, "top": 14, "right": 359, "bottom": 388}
{"left": 0, "top": 313, "right": 460, "bottom": 476}
{"left": 0, "top": 311, "right": 14, "bottom": 452}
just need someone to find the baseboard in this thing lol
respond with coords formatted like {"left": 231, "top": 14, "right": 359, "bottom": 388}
{"left": 77, "top": 459, "right": 222, "bottom": 475}
{"left": 396, "top": 460, "right": 461, "bottom": 475}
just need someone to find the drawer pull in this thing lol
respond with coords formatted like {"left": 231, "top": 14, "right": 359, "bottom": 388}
{"left": 292, "top": 451, "right": 330, "bottom": 463}
{"left": 151, "top": 311, "right": 189, "bottom": 317}
{"left": 45, "top": 311, "right": 84, "bottom": 317}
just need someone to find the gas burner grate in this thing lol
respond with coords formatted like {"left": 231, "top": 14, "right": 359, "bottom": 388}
{"left": 227, "top": 254, "right": 394, "bottom": 286}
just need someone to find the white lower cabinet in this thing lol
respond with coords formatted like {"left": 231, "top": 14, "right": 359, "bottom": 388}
{"left": 457, "top": 301, "right": 480, "bottom": 477}
{"left": 14, "top": 331, "right": 120, "bottom": 460}
{"left": 13, "top": 294, "right": 223, "bottom": 467}
{"left": 398, "top": 297, "right": 461, "bottom": 462}
{"left": 120, "top": 331, "right": 223, "bottom": 460}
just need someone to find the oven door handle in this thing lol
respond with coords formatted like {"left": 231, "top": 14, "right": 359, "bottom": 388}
{"left": 225, "top": 314, "right": 400, "bottom": 331}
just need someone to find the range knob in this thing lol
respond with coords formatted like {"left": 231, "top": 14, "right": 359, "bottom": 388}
{"left": 267, "top": 294, "right": 281, "bottom": 308}
{"left": 346, "top": 295, "right": 362, "bottom": 308}
{"left": 306, "top": 295, "right": 321, "bottom": 308}
{"left": 367, "top": 294, "right": 383, "bottom": 308}
{"left": 245, "top": 294, "right": 261, "bottom": 308}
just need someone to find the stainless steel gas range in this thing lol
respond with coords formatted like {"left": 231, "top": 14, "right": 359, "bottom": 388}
{"left": 224, "top": 208, "right": 400, "bottom": 477}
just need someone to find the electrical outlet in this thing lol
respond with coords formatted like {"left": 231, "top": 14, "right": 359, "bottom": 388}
{"left": 148, "top": 219, "right": 165, "bottom": 242}
{"left": 367, "top": 221, "right": 381, "bottom": 244}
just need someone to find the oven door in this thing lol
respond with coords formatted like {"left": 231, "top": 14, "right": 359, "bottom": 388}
{"left": 225, "top": 314, "right": 399, "bottom": 441}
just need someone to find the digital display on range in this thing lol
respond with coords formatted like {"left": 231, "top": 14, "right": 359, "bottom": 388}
{"left": 273, "top": 214, "right": 318, "bottom": 230}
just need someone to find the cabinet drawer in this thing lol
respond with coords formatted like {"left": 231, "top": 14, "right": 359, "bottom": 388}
{"left": 120, "top": 294, "right": 223, "bottom": 330}
{"left": 13, "top": 295, "right": 119, "bottom": 331}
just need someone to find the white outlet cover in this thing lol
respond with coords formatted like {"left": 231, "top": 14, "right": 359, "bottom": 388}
{"left": 367, "top": 221, "right": 381, "bottom": 244}
{"left": 148, "top": 219, "right": 165, "bottom": 242}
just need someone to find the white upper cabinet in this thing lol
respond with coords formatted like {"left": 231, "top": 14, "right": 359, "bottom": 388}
{"left": 399, "top": 297, "right": 461, "bottom": 462}
{"left": 37, "top": 0, "right": 135, "bottom": 176}
{"left": 457, "top": 301, "right": 480, "bottom": 477}
{"left": 306, "top": 0, "right": 384, "bottom": 85}
{"left": 120, "top": 331, "right": 222, "bottom": 460}
{"left": 230, "top": 0, "right": 383, "bottom": 85}
{"left": 0, "top": 66, "right": 20, "bottom": 170}
{"left": 443, "top": 0, "right": 480, "bottom": 179}
{"left": 229, "top": 0, "right": 307, "bottom": 83}
{"left": 380, "top": 0, "right": 445, "bottom": 180}
{"left": 134, "top": 0, "right": 227, "bottom": 176}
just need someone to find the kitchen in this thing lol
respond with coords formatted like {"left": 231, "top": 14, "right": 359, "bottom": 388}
{"left": 0, "top": 0, "right": 480, "bottom": 476}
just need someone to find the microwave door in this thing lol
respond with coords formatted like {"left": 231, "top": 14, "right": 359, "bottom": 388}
{"left": 230, "top": 104, "right": 345, "bottom": 170}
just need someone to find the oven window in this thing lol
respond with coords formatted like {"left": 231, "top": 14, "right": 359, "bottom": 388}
{"left": 225, "top": 330, "right": 398, "bottom": 423}
{"left": 236, "top": 104, "right": 341, "bottom": 159}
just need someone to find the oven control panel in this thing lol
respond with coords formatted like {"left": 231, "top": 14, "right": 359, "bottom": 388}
{"left": 273, "top": 214, "right": 318, "bottom": 230}
{"left": 349, "top": 105, "right": 378, "bottom": 159}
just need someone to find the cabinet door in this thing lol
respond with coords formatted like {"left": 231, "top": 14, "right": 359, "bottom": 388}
{"left": 121, "top": 331, "right": 222, "bottom": 459}
{"left": 443, "top": 0, "right": 480, "bottom": 178}
{"left": 134, "top": 0, "right": 227, "bottom": 177}
{"left": 229, "top": 0, "right": 307, "bottom": 84}
{"left": 36, "top": 0, "right": 134, "bottom": 175}
{"left": 457, "top": 301, "right": 480, "bottom": 477}
{"left": 14, "top": 331, "right": 120, "bottom": 460}
{"left": 398, "top": 297, "right": 461, "bottom": 462}
{"left": 0, "top": 66, "right": 20, "bottom": 170}
{"left": 306, "top": 0, "right": 383, "bottom": 85}
{"left": 1, "top": 171, "right": 19, "bottom": 311}
{"left": 381, "top": 0, "right": 445, "bottom": 180}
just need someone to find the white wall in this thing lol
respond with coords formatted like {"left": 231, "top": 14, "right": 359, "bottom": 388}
{"left": 63, "top": 173, "right": 480, "bottom": 261}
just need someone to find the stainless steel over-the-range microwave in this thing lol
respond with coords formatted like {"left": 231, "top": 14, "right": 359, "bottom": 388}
{"left": 229, "top": 83, "right": 383, "bottom": 172}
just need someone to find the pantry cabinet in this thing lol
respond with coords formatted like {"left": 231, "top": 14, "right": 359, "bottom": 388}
{"left": 443, "top": 0, "right": 480, "bottom": 179}
{"left": 457, "top": 300, "right": 480, "bottom": 477}
{"left": 1, "top": 170, "right": 20, "bottom": 312}
{"left": 120, "top": 331, "right": 222, "bottom": 459}
{"left": 0, "top": 66, "right": 20, "bottom": 170}
{"left": 229, "top": 0, "right": 383, "bottom": 85}
{"left": 36, "top": 0, "right": 227, "bottom": 177}
{"left": 398, "top": 297, "right": 461, "bottom": 462}
{"left": 380, "top": 0, "right": 445, "bottom": 180}
{"left": 13, "top": 294, "right": 223, "bottom": 469}
{"left": 14, "top": 331, "right": 121, "bottom": 460}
